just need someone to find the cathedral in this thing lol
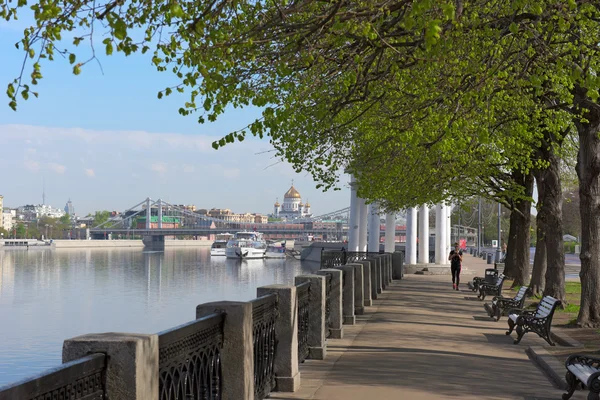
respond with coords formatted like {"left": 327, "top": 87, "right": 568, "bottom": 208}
{"left": 273, "top": 184, "right": 312, "bottom": 220}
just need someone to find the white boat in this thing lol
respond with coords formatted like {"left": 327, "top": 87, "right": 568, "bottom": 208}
{"left": 225, "top": 231, "right": 267, "bottom": 259}
{"left": 210, "top": 233, "right": 233, "bottom": 256}
{"left": 265, "top": 244, "right": 286, "bottom": 259}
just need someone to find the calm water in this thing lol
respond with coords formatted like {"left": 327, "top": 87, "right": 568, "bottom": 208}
{"left": 0, "top": 247, "right": 319, "bottom": 386}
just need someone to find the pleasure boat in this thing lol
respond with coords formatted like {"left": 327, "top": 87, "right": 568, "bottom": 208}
{"left": 210, "top": 233, "right": 233, "bottom": 256}
{"left": 265, "top": 244, "right": 287, "bottom": 259}
{"left": 225, "top": 231, "right": 267, "bottom": 259}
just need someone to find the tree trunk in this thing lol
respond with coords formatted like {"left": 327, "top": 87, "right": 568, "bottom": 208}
{"left": 541, "top": 146, "right": 566, "bottom": 303}
{"left": 574, "top": 85, "right": 600, "bottom": 327}
{"left": 504, "top": 170, "right": 534, "bottom": 287}
{"left": 530, "top": 202, "right": 547, "bottom": 295}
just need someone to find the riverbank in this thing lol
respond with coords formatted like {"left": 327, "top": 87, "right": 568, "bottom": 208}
{"left": 50, "top": 239, "right": 212, "bottom": 249}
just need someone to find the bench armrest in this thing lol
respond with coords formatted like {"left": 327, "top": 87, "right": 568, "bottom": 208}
{"left": 566, "top": 354, "right": 600, "bottom": 368}
{"left": 507, "top": 308, "right": 534, "bottom": 317}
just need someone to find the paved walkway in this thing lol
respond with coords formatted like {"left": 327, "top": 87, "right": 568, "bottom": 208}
{"left": 272, "top": 253, "right": 585, "bottom": 400}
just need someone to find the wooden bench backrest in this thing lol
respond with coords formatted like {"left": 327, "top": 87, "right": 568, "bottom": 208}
{"left": 535, "top": 296, "right": 559, "bottom": 318}
{"left": 514, "top": 286, "right": 528, "bottom": 302}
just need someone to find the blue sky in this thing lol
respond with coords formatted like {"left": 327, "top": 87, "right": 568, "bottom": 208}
{"left": 0, "top": 21, "right": 349, "bottom": 216}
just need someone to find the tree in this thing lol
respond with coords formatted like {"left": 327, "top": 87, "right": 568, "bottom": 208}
{"left": 15, "top": 223, "right": 26, "bottom": 239}
{"left": 92, "top": 211, "right": 111, "bottom": 227}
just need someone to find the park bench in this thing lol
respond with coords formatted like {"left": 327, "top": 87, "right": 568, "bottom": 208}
{"left": 477, "top": 274, "right": 506, "bottom": 301}
{"left": 505, "top": 295, "right": 560, "bottom": 346}
{"left": 562, "top": 354, "right": 600, "bottom": 400}
{"left": 483, "top": 286, "right": 528, "bottom": 321}
{"left": 468, "top": 268, "right": 499, "bottom": 292}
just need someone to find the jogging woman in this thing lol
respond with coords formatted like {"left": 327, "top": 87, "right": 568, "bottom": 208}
{"left": 448, "top": 242, "right": 463, "bottom": 290}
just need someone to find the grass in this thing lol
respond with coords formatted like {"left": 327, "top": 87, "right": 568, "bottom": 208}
{"left": 565, "top": 281, "right": 581, "bottom": 294}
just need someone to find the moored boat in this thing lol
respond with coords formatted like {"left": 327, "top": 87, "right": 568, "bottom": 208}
{"left": 210, "top": 233, "right": 233, "bottom": 256}
{"left": 225, "top": 231, "right": 267, "bottom": 259}
{"left": 265, "top": 244, "right": 286, "bottom": 259}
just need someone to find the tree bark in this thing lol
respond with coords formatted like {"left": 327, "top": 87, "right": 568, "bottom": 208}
{"left": 574, "top": 85, "right": 600, "bottom": 328}
{"left": 504, "top": 170, "right": 534, "bottom": 287}
{"left": 530, "top": 195, "right": 547, "bottom": 295}
{"left": 540, "top": 145, "right": 566, "bottom": 303}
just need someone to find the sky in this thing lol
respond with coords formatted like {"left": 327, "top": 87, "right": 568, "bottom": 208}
{"left": 0, "top": 19, "right": 349, "bottom": 216}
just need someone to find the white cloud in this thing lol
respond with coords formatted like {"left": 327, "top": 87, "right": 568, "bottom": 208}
{"left": 151, "top": 162, "right": 168, "bottom": 174}
{"left": 222, "top": 168, "right": 241, "bottom": 179}
{"left": 0, "top": 124, "right": 350, "bottom": 215}
{"left": 182, "top": 165, "right": 195, "bottom": 173}
{"left": 48, "top": 162, "right": 66, "bottom": 174}
{"left": 24, "top": 160, "right": 39, "bottom": 171}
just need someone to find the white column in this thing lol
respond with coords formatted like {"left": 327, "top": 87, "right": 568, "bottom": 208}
{"left": 446, "top": 205, "right": 452, "bottom": 258}
{"left": 439, "top": 205, "right": 448, "bottom": 265}
{"left": 384, "top": 213, "right": 396, "bottom": 253}
{"left": 406, "top": 207, "right": 417, "bottom": 264}
{"left": 348, "top": 175, "right": 360, "bottom": 251}
{"left": 358, "top": 198, "right": 368, "bottom": 252}
{"left": 367, "top": 203, "right": 380, "bottom": 253}
{"left": 435, "top": 204, "right": 443, "bottom": 264}
{"left": 145, "top": 197, "right": 151, "bottom": 230}
{"left": 418, "top": 205, "right": 429, "bottom": 264}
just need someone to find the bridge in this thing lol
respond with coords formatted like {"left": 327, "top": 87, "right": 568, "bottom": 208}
{"left": 88, "top": 198, "right": 406, "bottom": 250}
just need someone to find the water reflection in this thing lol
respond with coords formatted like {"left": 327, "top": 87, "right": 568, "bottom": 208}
{"left": 0, "top": 247, "right": 319, "bottom": 385}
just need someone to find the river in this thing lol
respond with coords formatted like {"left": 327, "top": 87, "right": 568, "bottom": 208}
{"left": 0, "top": 247, "right": 320, "bottom": 386}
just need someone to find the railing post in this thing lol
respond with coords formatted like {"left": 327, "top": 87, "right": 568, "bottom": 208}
{"left": 392, "top": 251, "right": 404, "bottom": 280}
{"left": 368, "top": 256, "right": 383, "bottom": 294}
{"left": 357, "top": 260, "right": 372, "bottom": 306}
{"left": 335, "top": 265, "right": 355, "bottom": 325}
{"left": 294, "top": 275, "right": 326, "bottom": 360}
{"left": 317, "top": 269, "right": 343, "bottom": 339}
{"left": 345, "top": 263, "right": 364, "bottom": 315}
{"left": 256, "top": 285, "right": 300, "bottom": 392}
{"left": 62, "top": 333, "right": 159, "bottom": 400}
{"left": 197, "top": 301, "right": 254, "bottom": 400}
{"left": 387, "top": 254, "right": 394, "bottom": 283}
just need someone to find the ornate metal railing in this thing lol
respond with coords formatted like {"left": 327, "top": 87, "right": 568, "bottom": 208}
{"left": 251, "top": 294, "right": 278, "bottom": 400}
{"left": 157, "top": 312, "right": 225, "bottom": 400}
{"left": 324, "top": 273, "right": 332, "bottom": 338}
{"left": 320, "top": 250, "right": 382, "bottom": 269}
{"left": 0, "top": 353, "right": 106, "bottom": 400}
{"left": 296, "top": 281, "right": 311, "bottom": 363}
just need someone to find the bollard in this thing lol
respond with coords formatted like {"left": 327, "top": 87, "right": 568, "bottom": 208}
{"left": 357, "top": 260, "right": 372, "bottom": 306}
{"left": 256, "top": 285, "right": 300, "bottom": 392}
{"left": 392, "top": 252, "right": 404, "bottom": 280}
{"left": 335, "top": 265, "right": 355, "bottom": 325}
{"left": 294, "top": 275, "right": 326, "bottom": 360}
{"left": 317, "top": 269, "right": 343, "bottom": 339}
{"left": 196, "top": 301, "right": 254, "bottom": 400}
{"left": 346, "top": 263, "right": 364, "bottom": 315}
{"left": 63, "top": 333, "right": 159, "bottom": 400}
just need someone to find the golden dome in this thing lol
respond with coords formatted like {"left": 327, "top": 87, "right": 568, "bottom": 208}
{"left": 274, "top": 201, "right": 280, "bottom": 207}
{"left": 305, "top": 202, "right": 310, "bottom": 207}
{"left": 284, "top": 185, "right": 301, "bottom": 199}
{"left": 299, "top": 202, "right": 304, "bottom": 207}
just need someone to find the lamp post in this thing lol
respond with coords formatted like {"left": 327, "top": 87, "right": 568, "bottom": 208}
{"left": 495, "top": 203, "right": 502, "bottom": 263}
{"left": 45, "top": 224, "right": 49, "bottom": 240}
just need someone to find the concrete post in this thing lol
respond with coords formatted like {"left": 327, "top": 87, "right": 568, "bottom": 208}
{"left": 384, "top": 213, "right": 396, "bottom": 253}
{"left": 369, "top": 257, "right": 383, "bottom": 294}
{"left": 317, "top": 269, "right": 343, "bottom": 339}
{"left": 358, "top": 198, "right": 368, "bottom": 252}
{"left": 196, "top": 301, "right": 254, "bottom": 400}
{"left": 294, "top": 275, "right": 326, "bottom": 360}
{"left": 62, "top": 333, "right": 159, "bottom": 400}
{"left": 367, "top": 203, "right": 380, "bottom": 253}
{"left": 335, "top": 265, "right": 355, "bottom": 325}
{"left": 406, "top": 207, "right": 417, "bottom": 265}
{"left": 440, "top": 205, "right": 448, "bottom": 265}
{"left": 418, "top": 205, "right": 429, "bottom": 264}
{"left": 382, "top": 255, "right": 390, "bottom": 285}
{"left": 446, "top": 204, "right": 452, "bottom": 261}
{"left": 346, "top": 263, "right": 364, "bottom": 315}
{"left": 357, "top": 260, "right": 372, "bottom": 306}
{"left": 256, "top": 285, "right": 300, "bottom": 392}
{"left": 348, "top": 175, "right": 360, "bottom": 251}
{"left": 392, "top": 252, "right": 404, "bottom": 279}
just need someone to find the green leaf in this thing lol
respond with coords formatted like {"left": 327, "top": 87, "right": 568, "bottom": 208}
{"left": 69, "top": 53, "right": 76, "bottom": 64}
{"left": 73, "top": 64, "right": 81, "bottom": 75}
{"left": 113, "top": 19, "right": 127, "bottom": 41}
{"left": 170, "top": 3, "right": 184, "bottom": 18}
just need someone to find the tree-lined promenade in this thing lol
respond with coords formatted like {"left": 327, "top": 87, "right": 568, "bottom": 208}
{"left": 2, "top": 0, "right": 599, "bottom": 328}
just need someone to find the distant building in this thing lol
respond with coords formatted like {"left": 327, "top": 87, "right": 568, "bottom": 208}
{"left": 273, "top": 185, "right": 312, "bottom": 220}
{"left": 64, "top": 199, "right": 75, "bottom": 216}
{"left": 2, "top": 209, "right": 16, "bottom": 232}
{"left": 17, "top": 204, "right": 65, "bottom": 221}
